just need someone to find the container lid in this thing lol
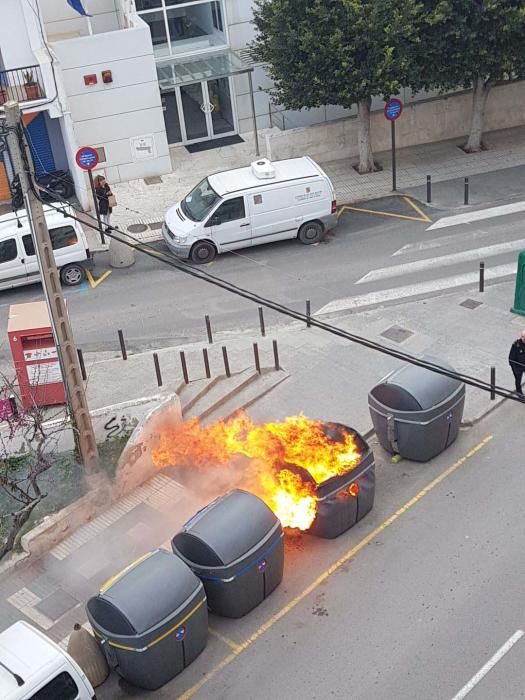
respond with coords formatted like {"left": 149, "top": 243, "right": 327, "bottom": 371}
{"left": 370, "top": 356, "right": 463, "bottom": 411}
{"left": 89, "top": 550, "right": 199, "bottom": 635}
{"left": 175, "top": 489, "right": 278, "bottom": 567}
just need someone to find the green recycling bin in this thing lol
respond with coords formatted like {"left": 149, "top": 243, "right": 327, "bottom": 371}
{"left": 511, "top": 250, "right": 525, "bottom": 317}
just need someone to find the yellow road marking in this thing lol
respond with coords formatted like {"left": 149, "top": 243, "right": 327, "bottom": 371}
{"left": 178, "top": 435, "right": 493, "bottom": 699}
{"left": 86, "top": 269, "right": 112, "bottom": 289}
{"left": 403, "top": 196, "right": 432, "bottom": 223}
{"left": 340, "top": 204, "right": 429, "bottom": 223}
{"left": 208, "top": 627, "right": 242, "bottom": 652}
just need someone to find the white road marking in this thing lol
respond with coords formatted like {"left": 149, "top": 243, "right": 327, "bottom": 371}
{"left": 357, "top": 240, "right": 525, "bottom": 284}
{"left": 427, "top": 201, "right": 525, "bottom": 230}
{"left": 317, "top": 263, "right": 515, "bottom": 315}
{"left": 392, "top": 229, "right": 508, "bottom": 257}
{"left": 450, "top": 630, "right": 524, "bottom": 700}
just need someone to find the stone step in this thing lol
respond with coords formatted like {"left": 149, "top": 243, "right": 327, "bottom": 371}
{"left": 177, "top": 376, "right": 220, "bottom": 416}
{"left": 185, "top": 367, "right": 257, "bottom": 421}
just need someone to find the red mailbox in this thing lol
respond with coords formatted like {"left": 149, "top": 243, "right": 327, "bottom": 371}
{"left": 8, "top": 302, "right": 66, "bottom": 409}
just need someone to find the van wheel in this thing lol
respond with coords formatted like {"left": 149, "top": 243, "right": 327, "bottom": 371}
{"left": 298, "top": 221, "right": 323, "bottom": 244}
{"left": 60, "top": 263, "right": 86, "bottom": 286}
{"left": 190, "top": 241, "right": 217, "bottom": 264}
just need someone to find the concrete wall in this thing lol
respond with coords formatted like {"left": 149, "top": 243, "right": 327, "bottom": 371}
{"left": 0, "top": 0, "right": 36, "bottom": 68}
{"left": 40, "top": 0, "right": 120, "bottom": 39}
{"left": 264, "top": 81, "right": 525, "bottom": 163}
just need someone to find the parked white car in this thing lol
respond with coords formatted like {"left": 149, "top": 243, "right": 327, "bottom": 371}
{"left": 0, "top": 207, "right": 90, "bottom": 290}
{"left": 0, "top": 621, "right": 96, "bottom": 699}
{"left": 162, "top": 156, "right": 338, "bottom": 263}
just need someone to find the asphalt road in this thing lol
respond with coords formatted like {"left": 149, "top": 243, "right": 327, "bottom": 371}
{"left": 1, "top": 190, "right": 524, "bottom": 365}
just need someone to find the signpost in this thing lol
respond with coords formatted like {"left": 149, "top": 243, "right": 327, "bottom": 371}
{"left": 75, "top": 146, "right": 104, "bottom": 244}
{"left": 384, "top": 98, "right": 403, "bottom": 192}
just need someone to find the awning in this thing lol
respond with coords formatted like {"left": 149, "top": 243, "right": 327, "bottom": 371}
{"left": 156, "top": 50, "right": 253, "bottom": 89}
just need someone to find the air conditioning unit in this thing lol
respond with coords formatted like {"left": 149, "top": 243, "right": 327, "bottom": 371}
{"left": 251, "top": 158, "right": 276, "bottom": 179}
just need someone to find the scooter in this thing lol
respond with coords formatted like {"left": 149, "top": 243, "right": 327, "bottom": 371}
{"left": 10, "top": 170, "right": 75, "bottom": 210}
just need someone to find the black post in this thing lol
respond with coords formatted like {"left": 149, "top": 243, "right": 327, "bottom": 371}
{"left": 258, "top": 306, "right": 266, "bottom": 337}
{"left": 88, "top": 168, "right": 105, "bottom": 245}
{"left": 222, "top": 346, "right": 231, "bottom": 378}
{"left": 202, "top": 348, "right": 211, "bottom": 379}
{"left": 464, "top": 177, "right": 469, "bottom": 206}
{"left": 153, "top": 352, "right": 162, "bottom": 387}
{"left": 391, "top": 120, "right": 397, "bottom": 192}
{"left": 77, "top": 348, "right": 87, "bottom": 381}
{"left": 490, "top": 366, "right": 496, "bottom": 400}
{"left": 205, "top": 315, "right": 213, "bottom": 344}
{"left": 118, "top": 329, "right": 127, "bottom": 360}
{"left": 479, "top": 262, "right": 485, "bottom": 292}
{"left": 180, "top": 350, "right": 189, "bottom": 384}
{"left": 253, "top": 342, "right": 261, "bottom": 374}
{"left": 426, "top": 175, "right": 431, "bottom": 204}
{"left": 306, "top": 299, "right": 311, "bottom": 328}
{"left": 272, "top": 339, "right": 280, "bottom": 370}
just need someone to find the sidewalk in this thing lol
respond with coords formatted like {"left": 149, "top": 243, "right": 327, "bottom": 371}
{"left": 109, "top": 125, "right": 525, "bottom": 242}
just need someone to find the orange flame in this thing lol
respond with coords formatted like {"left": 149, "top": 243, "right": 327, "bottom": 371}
{"left": 152, "top": 413, "right": 362, "bottom": 530}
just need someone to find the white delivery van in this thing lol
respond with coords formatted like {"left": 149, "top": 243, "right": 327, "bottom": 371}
{"left": 0, "top": 207, "right": 90, "bottom": 290}
{"left": 162, "top": 157, "right": 338, "bottom": 263}
{"left": 0, "top": 621, "right": 96, "bottom": 700}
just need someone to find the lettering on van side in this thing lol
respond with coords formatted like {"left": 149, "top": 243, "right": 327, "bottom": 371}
{"left": 295, "top": 190, "right": 323, "bottom": 202}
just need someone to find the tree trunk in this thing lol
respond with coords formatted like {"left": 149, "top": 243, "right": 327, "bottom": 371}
{"left": 465, "top": 76, "right": 492, "bottom": 153}
{"left": 0, "top": 500, "right": 39, "bottom": 560}
{"left": 357, "top": 97, "right": 376, "bottom": 173}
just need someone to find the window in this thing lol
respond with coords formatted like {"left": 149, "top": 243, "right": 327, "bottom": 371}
{"left": 30, "top": 671, "right": 78, "bottom": 700}
{"left": 182, "top": 177, "right": 220, "bottom": 221}
{"left": 0, "top": 238, "right": 17, "bottom": 263}
{"left": 213, "top": 197, "right": 245, "bottom": 224}
{"left": 49, "top": 226, "right": 78, "bottom": 250}
{"left": 23, "top": 234, "right": 35, "bottom": 256}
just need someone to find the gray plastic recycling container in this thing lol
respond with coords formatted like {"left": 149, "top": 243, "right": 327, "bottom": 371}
{"left": 368, "top": 357, "right": 465, "bottom": 462}
{"left": 172, "top": 489, "right": 284, "bottom": 619}
{"left": 86, "top": 549, "right": 208, "bottom": 690}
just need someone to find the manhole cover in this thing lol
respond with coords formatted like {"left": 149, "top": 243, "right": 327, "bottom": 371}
{"left": 127, "top": 223, "right": 148, "bottom": 233}
{"left": 149, "top": 221, "right": 163, "bottom": 230}
{"left": 460, "top": 298, "right": 483, "bottom": 310}
{"left": 381, "top": 325, "right": 414, "bottom": 343}
{"left": 144, "top": 176, "right": 163, "bottom": 185}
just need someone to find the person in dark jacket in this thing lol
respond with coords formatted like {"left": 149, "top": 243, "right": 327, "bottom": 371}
{"left": 94, "top": 175, "right": 113, "bottom": 231}
{"left": 508, "top": 330, "right": 525, "bottom": 395}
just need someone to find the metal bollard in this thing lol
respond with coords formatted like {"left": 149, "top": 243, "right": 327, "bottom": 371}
{"left": 205, "top": 315, "right": 213, "bottom": 344}
{"left": 253, "top": 342, "right": 261, "bottom": 374}
{"left": 222, "top": 346, "right": 231, "bottom": 378}
{"left": 180, "top": 350, "right": 189, "bottom": 384}
{"left": 490, "top": 366, "right": 496, "bottom": 400}
{"left": 306, "top": 299, "right": 311, "bottom": 328}
{"left": 202, "top": 348, "right": 211, "bottom": 379}
{"left": 118, "top": 329, "right": 127, "bottom": 360}
{"left": 153, "top": 352, "right": 162, "bottom": 387}
{"left": 464, "top": 177, "right": 469, "bottom": 206}
{"left": 479, "top": 262, "right": 485, "bottom": 292}
{"left": 272, "top": 339, "right": 280, "bottom": 370}
{"left": 426, "top": 175, "right": 431, "bottom": 204}
{"left": 77, "top": 348, "right": 87, "bottom": 381}
{"left": 258, "top": 306, "right": 266, "bottom": 337}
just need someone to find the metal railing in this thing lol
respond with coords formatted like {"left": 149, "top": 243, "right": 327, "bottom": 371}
{"left": 0, "top": 65, "right": 46, "bottom": 105}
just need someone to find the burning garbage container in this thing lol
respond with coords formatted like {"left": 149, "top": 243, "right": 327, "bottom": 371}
{"left": 172, "top": 489, "right": 284, "bottom": 619}
{"left": 86, "top": 549, "right": 208, "bottom": 690}
{"left": 368, "top": 357, "right": 465, "bottom": 462}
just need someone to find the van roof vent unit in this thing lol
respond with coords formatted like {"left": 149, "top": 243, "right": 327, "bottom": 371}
{"left": 251, "top": 158, "right": 276, "bottom": 180}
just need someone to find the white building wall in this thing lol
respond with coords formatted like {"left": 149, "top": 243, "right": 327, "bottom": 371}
{"left": 39, "top": 0, "right": 120, "bottom": 39}
{"left": 0, "top": 0, "right": 36, "bottom": 68}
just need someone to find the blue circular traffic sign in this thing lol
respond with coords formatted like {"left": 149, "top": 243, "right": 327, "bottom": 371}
{"left": 384, "top": 98, "right": 403, "bottom": 121}
{"left": 75, "top": 146, "right": 99, "bottom": 171}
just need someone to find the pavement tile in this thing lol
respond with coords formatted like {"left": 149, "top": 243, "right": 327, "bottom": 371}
{"left": 35, "top": 589, "right": 79, "bottom": 622}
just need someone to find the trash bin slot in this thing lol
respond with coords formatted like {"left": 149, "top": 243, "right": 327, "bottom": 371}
{"left": 87, "top": 598, "right": 136, "bottom": 636}
{"left": 175, "top": 533, "right": 223, "bottom": 567}
{"left": 370, "top": 384, "right": 422, "bottom": 411}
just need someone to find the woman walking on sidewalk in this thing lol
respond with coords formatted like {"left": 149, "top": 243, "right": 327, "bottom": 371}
{"left": 508, "top": 329, "right": 525, "bottom": 396}
{"left": 94, "top": 175, "right": 114, "bottom": 232}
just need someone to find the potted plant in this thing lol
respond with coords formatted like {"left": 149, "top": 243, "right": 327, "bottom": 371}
{"left": 23, "top": 70, "right": 41, "bottom": 101}
{"left": 0, "top": 86, "right": 7, "bottom": 105}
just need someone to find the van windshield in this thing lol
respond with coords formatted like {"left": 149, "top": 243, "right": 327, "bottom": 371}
{"left": 181, "top": 178, "right": 221, "bottom": 222}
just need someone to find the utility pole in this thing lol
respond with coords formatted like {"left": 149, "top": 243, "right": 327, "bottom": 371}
{"left": 4, "top": 102, "right": 99, "bottom": 472}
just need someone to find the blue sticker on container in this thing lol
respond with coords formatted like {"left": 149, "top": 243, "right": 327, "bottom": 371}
{"left": 258, "top": 559, "right": 267, "bottom": 573}
{"left": 175, "top": 627, "right": 186, "bottom": 641}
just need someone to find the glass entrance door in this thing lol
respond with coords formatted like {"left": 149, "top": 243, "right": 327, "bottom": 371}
{"left": 180, "top": 82, "right": 209, "bottom": 141}
{"left": 172, "top": 77, "right": 236, "bottom": 144}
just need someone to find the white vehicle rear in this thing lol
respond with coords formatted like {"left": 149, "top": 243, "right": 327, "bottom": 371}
{"left": 162, "top": 156, "right": 338, "bottom": 263}
{"left": 0, "top": 207, "right": 90, "bottom": 290}
{"left": 0, "top": 621, "right": 95, "bottom": 699}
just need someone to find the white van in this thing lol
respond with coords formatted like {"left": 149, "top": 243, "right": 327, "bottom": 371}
{"left": 0, "top": 207, "right": 90, "bottom": 290}
{"left": 0, "top": 621, "right": 96, "bottom": 699}
{"left": 162, "top": 157, "right": 338, "bottom": 263}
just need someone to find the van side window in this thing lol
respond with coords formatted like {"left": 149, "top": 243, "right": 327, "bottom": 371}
{"left": 0, "top": 238, "right": 17, "bottom": 264}
{"left": 49, "top": 226, "right": 78, "bottom": 250}
{"left": 213, "top": 197, "right": 245, "bottom": 224}
{"left": 30, "top": 670, "right": 79, "bottom": 699}
{"left": 23, "top": 234, "right": 35, "bottom": 256}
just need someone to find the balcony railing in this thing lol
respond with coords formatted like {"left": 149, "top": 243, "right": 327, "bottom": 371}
{"left": 0, "top": 65, "right": 46, "bottom": 106}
